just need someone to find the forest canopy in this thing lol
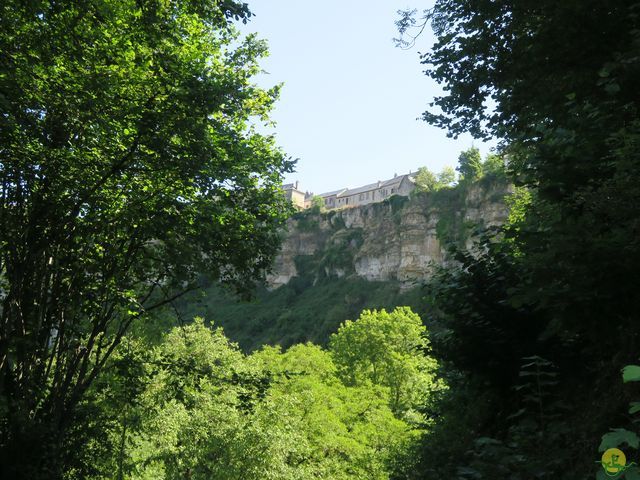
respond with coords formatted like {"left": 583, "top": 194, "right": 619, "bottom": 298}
{"left": 50, "top": 309, "right": 439, "bottom": 479}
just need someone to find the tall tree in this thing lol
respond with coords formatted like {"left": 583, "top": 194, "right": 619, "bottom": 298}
{"left": 414, "top": 167, "right": 438, "bottom": 192}
{"left": 329, "top": 307, "right": 443, "bottom": 418}
{"left": 436, "top": 165, "right": 456, "bottom": 186}
{"left": 396, "top": 2, "right": 640, "bottom": 477}
{"left": 456, "top": 147, "right": 482, "bottom": 181}
{"left": 398, "top": 0, "right": 640, "bottom": 355}
{"left": 0, "top": 0, "right": 293, "bottom": 476}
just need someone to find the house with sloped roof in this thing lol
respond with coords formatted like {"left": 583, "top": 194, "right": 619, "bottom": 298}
{"left": 315, "top": 188, "right": 347, "bottom": 209}
{"left": 282, "top": 181, "right": 306, "bottom": 210}
{"left": 323, "top": 173, "right": 415, "bottom": 209}
{"left": 285, "top": 172, "right": 416, "bottom": 211}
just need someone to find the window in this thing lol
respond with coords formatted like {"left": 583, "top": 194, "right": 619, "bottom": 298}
{"left": 359, "top": 194, "right": 364, "bottom": 200}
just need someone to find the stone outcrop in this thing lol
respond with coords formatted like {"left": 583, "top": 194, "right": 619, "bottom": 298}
{"left": 268, "top": 179, "right": 512, "bottom": 288}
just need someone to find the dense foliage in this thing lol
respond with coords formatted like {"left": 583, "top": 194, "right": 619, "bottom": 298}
{"left": 173, "top": 277, "right": 425, "bottom": 351}
{"left": 394, "top": 0, "right": 640, "bottom": 478}
{"left": 3, "top": 0, "right": 639, "bottom": 477}
{"left": 0, "top": 0, "right": 293, "bottom": 476}
{"left": 330, "top": 307, "right": 444, "bottom": 418}
{"left": 414, "top": 165, "right": 455, "bottom": 192}
{"left": 70, "top": 309, "right": 441, "bottom": 479}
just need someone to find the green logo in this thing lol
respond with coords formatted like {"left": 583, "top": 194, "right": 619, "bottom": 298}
{"left": 598, "top": 448, "right": 637, "bottom": 477}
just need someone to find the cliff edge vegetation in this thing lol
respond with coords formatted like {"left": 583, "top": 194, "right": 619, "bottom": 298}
{"left": 168, "top": 171, "right": 512, "bottom": 352}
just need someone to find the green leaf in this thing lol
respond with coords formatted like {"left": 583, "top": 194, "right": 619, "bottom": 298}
{"left": 598, "top": 67, "right": 611, "bottom": 77}
{"left": 630, "top": 403, "right": 640, "bottom": 415}
{"left": 596, "top": 469, "right": 625, "bottom": 480}
{"left": 623, "top": 366, "right": 640, "bottom": 383}
{"left": 599, "top": 429, "right": 640, "bottom": 451}
{"left": 626, "top": 466, "right": 640, "bottom": 480}
{"left": 605, "top": 82, "right": 621, "bottom": 94}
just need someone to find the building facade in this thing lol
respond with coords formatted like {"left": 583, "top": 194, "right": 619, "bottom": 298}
{"left": 286, "top": 173, "right": 416, "bottom": 211}
{"left": 282, "top": 181, "right": 306, "bottom": 210}
{"left": 331, "top": 173, "right": 415, "bottom": 208}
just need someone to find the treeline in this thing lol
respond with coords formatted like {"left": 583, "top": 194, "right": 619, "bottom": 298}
{"left": 71, "top": 308, "right": 443, "bottom": 479}
{"left": 169, "top": 277, "right": 425, "bottom": 351}
{"left": 414, "top": 147, "right": 506, "bottom": 193}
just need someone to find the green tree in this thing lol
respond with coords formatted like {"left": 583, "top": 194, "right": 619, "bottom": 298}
{"left": 128, "top": 320, "right": 297, "bottom": 480}
{"left": 398, "top": 2, "right": 640, "bottom": 343}
{"left": 329, "top": 307, "right": 444, "bottom": 418}
{"left": 415, "top": 166, "right": 455, "bottom": 192}
{"left": 412, "top": 0, "right": 640, "bottom": 351}
{"left": 82, "top": 323, "right": 421, "bottom": 480}
{"left": 456, "top": 147, "right": 483, "bottom": 181}
{"left": 310, "top": 195, "right": 325, "bottom": 211}
{"left": 0, "top": 1, "right": 292, "bottom": 476}
{"left": 251, "top": 342, "right": 418, "bottom": 479}
{"left": 483, "top": 153, "right": 505, "bottom": 176}
{"left": 436, "top": 165, "right": 456, "bottom": 186}
{"left": 396, "top": 1, "right": 640, "bottom": 477}
{"left": 415, "top": 167, "right": 438, "bottom": 192}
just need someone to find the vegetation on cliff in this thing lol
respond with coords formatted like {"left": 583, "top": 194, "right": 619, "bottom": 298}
{"left": 173, "top": 277, "right": 425, "bottom": 352}
{"left": 164, "top": 171, "right": 509, "bottom": 353}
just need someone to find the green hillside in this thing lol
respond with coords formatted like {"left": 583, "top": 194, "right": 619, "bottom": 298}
{"left": 175, "top": 277, "right": 425, "bottom": 352}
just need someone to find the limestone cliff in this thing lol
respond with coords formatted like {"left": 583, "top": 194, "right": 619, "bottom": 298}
{"left": 268, "top": 177, "right": 512, "bottom": 288}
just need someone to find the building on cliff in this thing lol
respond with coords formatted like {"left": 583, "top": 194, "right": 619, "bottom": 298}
{"left": 315, "top": 188, "right": 347, "bottom": 209}
{"left": 269, "top": 178, "right": 512, "bottom": 289}
{"left": 282, "top": 181, "right": 307, "bottom": 210}
{"left": 289, "top": 173, "right": 416, "bottom": 210}
{"left": 331, "top": 173, "right": 415, "bottom": 208}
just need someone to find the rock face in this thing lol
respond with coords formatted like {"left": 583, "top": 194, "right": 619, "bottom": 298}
{"left": 268, "top": 179, "right": 512, "bottom": 288}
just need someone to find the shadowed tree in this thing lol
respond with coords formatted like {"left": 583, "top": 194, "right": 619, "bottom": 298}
{"left": 395, "top": 1, "right": 640, "bottom": 477}
{"left": 396, "top": 0, "right": 640, "bottom": 359}
{"left": 456, "top": 147, "right": 482, "bottom": 181}
{"left": 0, "top": 0, "right": 293, "bottom": 477}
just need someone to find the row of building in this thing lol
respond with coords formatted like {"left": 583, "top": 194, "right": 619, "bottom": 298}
{"left": 282, "top": 173, "right": 416, "bottom": 210}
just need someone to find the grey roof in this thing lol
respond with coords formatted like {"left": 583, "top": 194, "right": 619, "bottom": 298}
{"left": 338, "top": 173, "right": 413, "bottom": 197}
{"left": 307, "top": 173, "right": 415, "bottom": 201}
{"left": 282, "top": 183, "right": 305, "bottom": 194}
{"left": 317, "top": 188, "right": 347, "bottom": 198}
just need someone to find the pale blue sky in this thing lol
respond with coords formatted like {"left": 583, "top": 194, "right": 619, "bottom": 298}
{"left": 242, "top": 0, "right": 496, "bottom": 194}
